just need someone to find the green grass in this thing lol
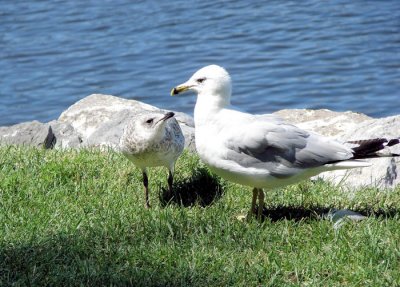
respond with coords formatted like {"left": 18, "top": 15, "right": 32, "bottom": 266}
{"left": 0, "top": 146, "right": 399, "bottom": 286}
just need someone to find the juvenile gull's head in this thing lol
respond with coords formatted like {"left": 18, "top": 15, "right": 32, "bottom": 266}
{"left": 125, "top": 111, "right": 175, "bottom": 145}
{"left": 171, "top": 65, "right": 232, "bottom": 106}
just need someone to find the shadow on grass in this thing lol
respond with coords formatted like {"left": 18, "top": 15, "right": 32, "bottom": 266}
{"left": 0, "top": 233, "right": 196, "bottom": 286}
{"left": 255, "top": 205, "right": 400, "bottom": 222}
{"left": 0, "top": 235, "right": 130, "bottom": 286}
{"left": 159, "top": 167, "right": 224, "bottom": 207}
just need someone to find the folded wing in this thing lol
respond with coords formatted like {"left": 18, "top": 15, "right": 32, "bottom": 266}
{"left": 225, "top": 120, "right": 354, "bottom": 178}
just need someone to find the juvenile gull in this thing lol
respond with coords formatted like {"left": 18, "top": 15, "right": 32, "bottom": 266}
{"left": 120, "top": 111, "right": 184, "bottom": 208}
{"left": 171, "top": 65, "right": 399, "bottom": 219}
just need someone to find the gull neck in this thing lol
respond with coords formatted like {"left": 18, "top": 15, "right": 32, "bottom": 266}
{"left": 194, "top": 92, "right": 230, "bottom": 126}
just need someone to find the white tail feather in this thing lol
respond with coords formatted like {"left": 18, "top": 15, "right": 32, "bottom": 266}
{"left": 326, "top": 160, "right": 372, "bottom": 170}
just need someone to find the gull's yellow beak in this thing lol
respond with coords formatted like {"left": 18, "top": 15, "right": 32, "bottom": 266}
{"left": 170, "top": 85, "right": 190, "bottom": 96}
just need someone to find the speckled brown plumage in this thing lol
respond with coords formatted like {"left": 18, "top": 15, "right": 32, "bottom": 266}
{"left": 119, "top": 111, "right": 184, "bottom": 208}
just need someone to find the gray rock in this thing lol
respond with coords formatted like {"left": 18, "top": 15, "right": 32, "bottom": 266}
{"left": 324, "top": 209, "right": 367, "bottom": 223}
{"left": 323, "top": 209, "right": 367, "bottom": 230}
{"left": 0, "top": 120, "right": 82, "bottom": 149}
{"left": 85, "top": 109, "right": 132, "bottom": 149}
{"left": 0, "top": 121, "right": 53, "bottom": 148}
{"left": 274, "top": 109, "right": 371, "bottom": 136}
{"left": 59, "top": 94, "right": 196, "bottom": 151}
{"left": 48, "top": 120, "right": 82, "bottom": 149}
{"left": 59, "top": 94, "right": 159, "bottom": 137}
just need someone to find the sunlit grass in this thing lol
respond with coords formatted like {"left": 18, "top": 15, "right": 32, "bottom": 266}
{"left": 0, "top": 146, "right": 399, "bottom": 286}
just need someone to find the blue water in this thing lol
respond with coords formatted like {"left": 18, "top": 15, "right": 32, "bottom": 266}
{"left": 1, "top": 0, "right": 399, "bottom": 126}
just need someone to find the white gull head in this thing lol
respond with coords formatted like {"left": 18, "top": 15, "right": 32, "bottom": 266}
{"left": 171, "top": 65, "right": 232, "bottom": 109}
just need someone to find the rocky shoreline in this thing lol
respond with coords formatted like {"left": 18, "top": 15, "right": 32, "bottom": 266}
{"left": 1, "top": 94, "right": 399, "bottom": 189}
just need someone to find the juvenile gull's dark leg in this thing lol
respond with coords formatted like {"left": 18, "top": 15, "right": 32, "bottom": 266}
{"left": 168, "top": 170, "right": 174, "bottom": 196}
{"left": 143, "top": 171, "right": 150, "bottom": 208}
{"left": 257, "top": 189, "right": 265, "bottom": 221}
{"left": 247, "top": 188, "right": 259, "bottom": 221}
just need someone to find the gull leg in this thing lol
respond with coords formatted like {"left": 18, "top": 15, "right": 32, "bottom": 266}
{"left": 142, "top": 170, "right": 150, "bottom": 209}
{"left": 257, "top": 189, "right": 265, "bottom": 221}
{"left": 168, "top": 170, "right": 174, "bottom": 195}
{"left": 247, "top": 188, "right": 259, "bottom": 221}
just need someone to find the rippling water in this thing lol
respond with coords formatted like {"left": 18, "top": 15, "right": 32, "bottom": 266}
{"left": 1, "top": 0, "right": 399, "bottom": 126}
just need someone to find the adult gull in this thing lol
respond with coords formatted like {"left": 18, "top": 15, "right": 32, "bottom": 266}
{"left": 171, "top": 65, "right": 399, "bottom": 219}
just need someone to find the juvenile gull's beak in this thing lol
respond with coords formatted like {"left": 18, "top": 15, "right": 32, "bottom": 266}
{"left": 157, "top": 112, "right": 175, "bottom": 124}
{"left": 171, "top": 84, "right": 190, "bottom": 96}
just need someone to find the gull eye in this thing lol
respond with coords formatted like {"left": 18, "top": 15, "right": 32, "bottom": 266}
{"left": 196, "top": 77, "right": 206, "bottom": 83}
{"left": 145, "top": 118, "right": 154, "bottom": 124}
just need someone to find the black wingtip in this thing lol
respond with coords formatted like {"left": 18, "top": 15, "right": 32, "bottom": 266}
{"left": 348, "top": 137, "right": 400, "bottom": 159}
{"left": 388, "top": 138, "right": 400, "bottom": 147}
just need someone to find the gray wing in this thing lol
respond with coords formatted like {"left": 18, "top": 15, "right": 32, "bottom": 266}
{"left": 225, "top": 122, "right": 353, "bottom": 178}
